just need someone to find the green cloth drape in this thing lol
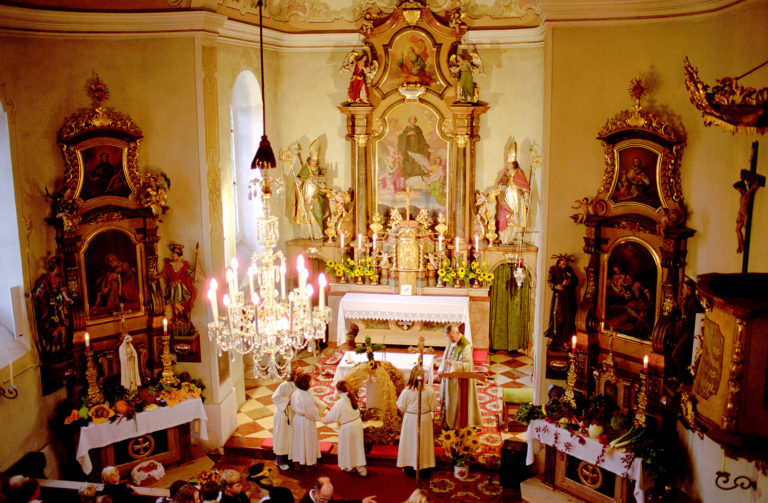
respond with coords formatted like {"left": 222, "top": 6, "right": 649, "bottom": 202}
{"left": 489, "top": 263, "right": 531, "bottom": 352}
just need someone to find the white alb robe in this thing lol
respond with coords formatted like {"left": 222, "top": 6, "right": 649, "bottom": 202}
{"left": 325, "top": 392, "right": 366, "bottom": 471}
{"left": 438, "top": 337, "right": 482, "bottom": 429}
{"left": 396, "top": 386, "right": 436, "bottom": 469}
{"left": 271, "top": 380, "right": 296, "bottom": 456}
{"left": 288, "top": 388, "right": 321, "bottom": 465}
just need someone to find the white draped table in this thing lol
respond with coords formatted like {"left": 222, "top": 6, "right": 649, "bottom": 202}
{"left": 333, "top": 351, "right": 434, "bottom": 385}
{"left": 76, "top": 398, "right": 208, "bottom": 475}
{"left": 336, "top": 293, "right": 471, "bottom": 345}
{"left": 526, "top": 419, "right": 649, "bottom": 503}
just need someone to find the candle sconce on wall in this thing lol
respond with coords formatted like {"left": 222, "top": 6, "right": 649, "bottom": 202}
{"left": 1, "top": 382, "right": 19, "bottom": 400}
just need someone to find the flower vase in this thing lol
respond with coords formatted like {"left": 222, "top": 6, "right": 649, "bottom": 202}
{"left": 453, "top": 464, "right": 469, "bottom": 480}
{"left": 354, "top": 275, "right": 365, "bottom": 285}
{"left": 339, "top": 274, "right": 349, "bottom": 284}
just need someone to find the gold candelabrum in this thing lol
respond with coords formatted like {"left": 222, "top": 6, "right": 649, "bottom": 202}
{"left": 84, "top": 349, "right": 104, "bottom": 407}
{"left": 160, "top": 333, "right": 179, "bottom": 386}
{"left": 564, "top": 349, "right": 578, "bottom": 408}
{"left": 634, "top": 372, "right": 648, "bottom": 428}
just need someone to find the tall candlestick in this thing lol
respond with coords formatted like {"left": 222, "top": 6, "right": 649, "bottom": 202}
{"left": 207, "top": 289, "right": 219, "bottom": 319}
{"left": 572, "top": 335, "right": 577, "bottom": 353}
{"left": 318, "top": 273, "right": 327, "bottom": 309}
{"left": 280, "top": 261, "right": 286, "bottom": 300}
{"left": 474, "top": 234, "right": 479, "bottom": 254}
{"left": 372, "top": 233, "right": 377, "bottom": 252}
{"left": 85, "top": 332, "right": 90, "bottom": 349}
{"left": 643, "top": 354, "right": 649, "bottom": 374}
{"left": 163, "top": 318, "right": 168, "bottom": 335}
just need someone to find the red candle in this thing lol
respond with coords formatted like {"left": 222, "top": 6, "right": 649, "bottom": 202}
{"left": 643, "top": 354, "right": 649, "bottom": 374}
{"left": 163, "top": 317, "right": 168, "bottom": 335}
{"left": 571, "top": 335, "right": 577, "bottom": 353}
{"left": 85, "top": 332, "right": 90, "bottom": 349}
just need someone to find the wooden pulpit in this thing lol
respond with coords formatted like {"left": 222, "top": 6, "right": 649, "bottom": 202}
{"left": 442, "top": 371, "right": 486, "bottom": 428}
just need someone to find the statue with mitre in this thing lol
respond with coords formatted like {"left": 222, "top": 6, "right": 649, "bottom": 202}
{"left": 292, "top": 139, "right": 326, "bottom": 240}
{"left": 496, "top": 141, "right": 530, "bottom": 244}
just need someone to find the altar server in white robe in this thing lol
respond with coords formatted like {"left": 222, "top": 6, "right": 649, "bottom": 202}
{"left": 325, "top": 380, "right": 368, "bottom": 477}
{"left": 271, "top": 366, "right": 303, "bottom": 471}
{"left": 397, "top": 365, "right": 436, "bottom": 476}
{"left": 289, "top": 372, "right": 323, "bottom": 467}
{"left": 437, "top": 324, "right": 482, "bottom": 429}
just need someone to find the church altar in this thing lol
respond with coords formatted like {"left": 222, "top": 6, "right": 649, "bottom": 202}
{"left": 76, "top": 398, "right": 207, "bottom": 475}
{"left": 335, "top": 292, "right": 473, "bottom": 348}
{"left": 333, "top": 350, "right": 434, "bottom": 385}
{"left": 526, "top": 419, "right": 649, "bottom": 503}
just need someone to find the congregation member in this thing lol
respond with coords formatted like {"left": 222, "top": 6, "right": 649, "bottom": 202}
{"left": 396, "top": 366, "right": 436, "bottom": 478}
{"left": 156, "top": 480, "right": 187, "bottom": 503}
{"left": 289, "top": 372, "right": 323, "bottom": 468}
{"left": 298, "top": 476, "right": 376, "bottom": 503}
{"left": 171, "top": 484, "right": 200, "bottom": 503}
{"left": 199, "top": 481, "right": 220, "bottom": 503}
{"left": 324, "top": 380, "right": 367, "bottom": 477}
{"left": 271, "top": 366, "right": 304, "bottom": 471}
{"left": 436, "top": 324, "right": 482, "bottom": 429}
{"left": 77, "top": 483, "right": 96, "bottom": 503}
{"left": 256, "top": 486, "right": 295, "bottom": 503}
{"left": 219, "top": 470, "right": 249, "bottom": 503}
{"left": 100, "top": 467, "right": 134, "bottom": 503}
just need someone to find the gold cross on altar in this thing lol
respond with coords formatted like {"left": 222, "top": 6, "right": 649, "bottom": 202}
{"left": 397, "top": 186, "right": 415, "bottom": 221}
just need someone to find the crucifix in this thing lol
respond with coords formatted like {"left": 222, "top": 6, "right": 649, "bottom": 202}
{"left": 397, "top": 185, "right": 414, "bottom": 221}
{"left": 735, "top": 141, "right": 764, "bottom": 272}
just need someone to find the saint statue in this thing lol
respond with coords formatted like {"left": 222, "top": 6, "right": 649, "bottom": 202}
{"left": 496, "top": 142, "right": 530, "bottom": 244}
{"left": 292, "top": 139, "right": 326, "bottom": 240}
{"left": 340, "top": 49, "right": 378, "bottom": 104}
{"left": 162, "top": 242, "right": 197, "bottom": 327}
{"left": 118, "top": 333, "right": 141, "bottom": 392}
{"left": 448, "top": 48, "right": 485, "bottom": 104}
{"left": 325, "top": 188, "right": 353, "bottom": 242}
{"left": 32, "top": 256, "right": 73, "bottom": 362}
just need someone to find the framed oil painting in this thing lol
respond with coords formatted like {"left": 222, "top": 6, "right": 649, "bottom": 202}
{"left": 380, "top": 30, "right": 445, "bottom": 94}
{"left": 75, "top": 137, "right": 135, "bottom": 202}
{"left": 610, "top": 144, "right": 662, "bottom": 208}
{"left": 81, "top": 228, "right": 144, "bottom": 321}
{"left": 374, "top": 101, "right": 449, "bottom": 219}
{"left": 602, "top": 239, "right": 659, "bottom": 340}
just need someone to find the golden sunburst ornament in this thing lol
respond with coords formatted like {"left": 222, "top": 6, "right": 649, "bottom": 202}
{"left": 87, "top": 75, "right": 110, "bottom": 106}
{"left": 628, "top": 75, "right": 649, "bottom": 108}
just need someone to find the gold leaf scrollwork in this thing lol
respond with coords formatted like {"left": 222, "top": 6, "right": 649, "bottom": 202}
{"left": 455, "top": 135, "right": 469, "bottom": 148}
{"left": 372, "top": 118, "right": 385, "bottom": 138}
{"left": 722, "top": 318, "right": 747, "bottom": 432}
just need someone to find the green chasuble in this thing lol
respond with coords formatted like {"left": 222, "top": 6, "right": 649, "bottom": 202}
{"left": 489, "top": 263, "right": 531, "bottom": 352}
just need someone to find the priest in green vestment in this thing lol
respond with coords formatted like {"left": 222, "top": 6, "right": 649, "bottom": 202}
{"left": 436, "top": 324, "right": 482, "bottom": 429}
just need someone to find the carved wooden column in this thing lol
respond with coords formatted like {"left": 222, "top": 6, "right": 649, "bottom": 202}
{"left": 449, "top": 104, "right": 488, "bottom": 238}
{"left": 339, "top": 104, "right": 374, "bottom": 237}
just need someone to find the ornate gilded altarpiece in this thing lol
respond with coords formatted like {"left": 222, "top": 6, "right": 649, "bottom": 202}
{"left": 45, "top": 80, "right": 177, "bottom": 395}
{"left": 572, "top": 99, "right": 695, "bottom": 421}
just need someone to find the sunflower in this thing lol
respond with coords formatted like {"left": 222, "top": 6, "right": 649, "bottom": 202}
{"left": 438, "top": 268, "right": 446, "bottom": 277}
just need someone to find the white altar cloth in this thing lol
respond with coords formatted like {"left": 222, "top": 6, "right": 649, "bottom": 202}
{"left": 333, "top": 351, "right": 434, "bottom": 385}
{"left": 526, "top": 419, "right": 649, "bottom": 503}
{"left": 76, "top": 398, "right": 208, "bottom": 475}
{"left": 336, "top": 293, "right": 471, "bottom": 344}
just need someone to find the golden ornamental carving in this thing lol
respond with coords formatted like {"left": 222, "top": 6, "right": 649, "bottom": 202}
{"left": 577, "top": 461, "right": 603, "bottom": 490}
{"left": 598, "top": 108, "right": 678, "bottom": 144}
{"left": 371, "top": 118, "right": 385, "bottom": 138}
{"left": 722, "top": 318, "right": 747, "bottom": 432}
{"left": 683, "top": 57, "right": 768, "bottom": 135}
{"left": 58, "top": 106, "right": 142, "bottom": 143}
{"left": 128, "top": 435, "right": 155, "bottom": 459}
{"left": 455, "top": 135, "right": 468, "bottom": 148}
{"left": 354, "top": 134, "right": 369, "bottom": 147}
{"left": 662, "top": 282, "right": 675, "bottom": 317}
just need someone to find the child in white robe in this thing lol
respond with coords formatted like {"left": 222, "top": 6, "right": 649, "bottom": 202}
{"left": 397, "top": 365, "right": 436, "bottom": 477}
{"left": 288, "top": 372, "right": 322, "bottom": 467}
{"left": 325, "top": 380, "right": 367, "bottom": 477}
{"left": 271, "top": 366, "right": 303, "bottom": 470}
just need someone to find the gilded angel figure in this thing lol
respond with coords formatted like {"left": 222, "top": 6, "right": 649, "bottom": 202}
{"left": 340, "top": 48, "right": 378, "bottom": 104}
{"left": 448, "top": 47, "right": 485, "bottom": 103}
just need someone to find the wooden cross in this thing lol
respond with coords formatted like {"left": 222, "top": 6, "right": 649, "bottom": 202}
{"left": 740, "top": 141, "right": 765, "bottom": 273}
{"left": 397, "top": 185, "right": 414, "bottom": 221}
{"left": 417, "top": 336, "right": 425, "bottom": 367}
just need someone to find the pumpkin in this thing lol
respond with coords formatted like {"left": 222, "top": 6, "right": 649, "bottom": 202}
{"left": 114, "top": 400, "right": 129, "bottom": 415}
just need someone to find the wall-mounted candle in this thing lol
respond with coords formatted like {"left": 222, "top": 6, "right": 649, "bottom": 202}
{"left": 372, "top": 233, "right": 377, "bottom": 252}
{"left": 572, "top": 335, "right": 577, "bottom": 353}
{"left": 340, "top": 232, "right": 345, "bottom": 249}
{"left": 643, "top": 354, "right": 649, "bottom": 374}
{"left": 438, "top": 235, "right": 443, "bottom": 253}
{"left": 280, "top": 261, "right": 287, "bottom": 300}
{"left": 163, "top": 318, "right": 168, "bottom": 335}
{"left": 225, "top": 267, "right": 234, "bottom": 297}
{"left": 318, "top": 273, "right": 327, "bottom": 309}
{"left": 247, "top": 266, "right": 255, "bottom": 301}
{"left": 85, "top": 332, "right": 90, "bottom": 349}
{"left": 230, "top": 257, "right": 239, "bottom": 294}
{"left": 207, "top": 289, "right": 219, "bottom": 319}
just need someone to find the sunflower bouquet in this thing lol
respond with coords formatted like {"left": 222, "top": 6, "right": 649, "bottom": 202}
{"left": 437, "top": 258, "right": 494, "bottom": 287}
{"left": 326, "top": 257, "right": 379, "bottom": 283}
{"left": 437, "top": 426, "right": 482, "bottom": 466}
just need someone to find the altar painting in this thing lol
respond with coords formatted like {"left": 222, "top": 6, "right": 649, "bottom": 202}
{"left": 78, "top": 143, "right": 132, "bottom": 201}
{"left": 610, "top": 145, "right": 661, "bottom": 208}
{"left": 82, "top": 229, "right": 144, "bottom": 320}
{"left": 375, "top": 103, "right": 448, "bottom": 218}
{"left": 380, "top": 31, "right": 444, "bottom": 94}
{"left": 603, "top": 240, "right": 658, "bottom": 340}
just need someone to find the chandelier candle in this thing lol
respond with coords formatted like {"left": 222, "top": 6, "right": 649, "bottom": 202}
{"left": 280, "top": 261, "right": 286, "bottom": 300}
{"left": 318, "top": 273, "right": 327, "bottom": 309}
{"left": 207, "top": 279, "right": 219, "bottom": 319}
{"left": 230, "top": 257, "right": 239, "bottom": 294}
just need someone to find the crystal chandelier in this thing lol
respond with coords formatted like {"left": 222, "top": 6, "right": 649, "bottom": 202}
{"left": 205, "top": 0, "right": 330, "bottom": 379}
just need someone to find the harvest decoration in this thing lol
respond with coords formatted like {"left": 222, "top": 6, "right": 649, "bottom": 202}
{"left": 354, "top": 336, "right": 385, "bottom": 369}
{"left": 326, "top": 257, "right": 379, "bottom": 283}
{"left": 437, "top": 426, "right": 482, "bottom": 466}
{"left": 437, "top": 259, "right": 494, "bottom": 286}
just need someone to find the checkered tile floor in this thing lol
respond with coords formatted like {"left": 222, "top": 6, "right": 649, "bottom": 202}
{"left": 229, "top": 344, "right": 533, "bottom": 449}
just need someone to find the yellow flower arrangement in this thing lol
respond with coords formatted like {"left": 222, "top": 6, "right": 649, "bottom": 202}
{"left": 437, "top": 259, "right": 494, "bottom": 286}
{"left": 437, "top": 426, "right": 482, "bottom": 466}
{"left": 326, "top": 257, "right": 379, "bottom": 283}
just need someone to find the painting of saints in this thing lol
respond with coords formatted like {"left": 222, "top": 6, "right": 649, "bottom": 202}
{"left": 612, "top": 147, "right": 661, "bottom": 207}
{"left": 85, "top": 230, "right": 142, "bottom": 318}
{"left": 604, "top": 241, "right": 657, "bottom": 340}
{"left": 381, "top": 32, "right": 440, "bottom": 93}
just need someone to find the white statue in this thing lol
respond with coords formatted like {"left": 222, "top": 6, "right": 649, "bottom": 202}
{"left": 118, "top": 334, "right": 141, "bottom": 392}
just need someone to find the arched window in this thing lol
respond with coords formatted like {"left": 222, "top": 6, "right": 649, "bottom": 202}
{"left": 231, "top": 71, "right": 263, "bottom": 254}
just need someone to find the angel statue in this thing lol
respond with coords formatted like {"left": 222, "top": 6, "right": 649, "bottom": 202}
{"left": 475, "top": 188, "right": 500, "bottom": 245}
{"left": 340, "top": 48, "right": 378, "bottom": 104}
{"left": 496, "top": 141, "right": 530, "bottom": 245}
{"left": 290, "top": 139, "right": 326, "bottom": 240}
{"left": 449, "top": 47, "right": 485, "bottom": 104}
{"left": 325, "top": 188, "right": 353, "bottom": 242}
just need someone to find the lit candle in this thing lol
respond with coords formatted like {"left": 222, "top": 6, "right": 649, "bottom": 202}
{"left": 247, "top": 266, "right": 255, "bottom": 301}
{"left": 643, "top": 354, "right": 649, "bottom": 374}
{"left": 318, "top": 273, "right": 327, "bottom": 309}
{"left": 372, "top": 233, "right": 377, "bottom": 253}
{"left": 163, "top": 318, "right": 168, "bottom": 335}
{"left": 85, "top": 332, "right": 90, "bottom": 349}
{"left": 230, "top": 257, "right": 239, "bottom": 294}
{"left": 297, "top": 254, "right": 306, "bottom": 291}
{"left": 571, "top": 335, "right": 577, "bottom": 353}
{"left": 222, "top": 294, "right": 233, "bottom": 333}
{"left": 306, "top": 284, "right": 314, "bottom": 309}
{"left": 280, "top": 261, "right": 286, "bottom": 300}
{"left": 455, "top": 236, "right": 459, "bottom": 253}
{"left": 207, "top": 289, "right": 219, "bottom": 320}
{"left": 357, "top": 233, "right": 363, "bottom": 251}
{"left": 438, "top": 235, "right": 443, "bottom": 254}
{"left": 340, "top": 232, "right": 345, "bottom": 249}
{"left": 474, "top": 234, "right": 479, "bottom": 254}
{"left": 225, "top": 267, "right": 234, "bottom": 298}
